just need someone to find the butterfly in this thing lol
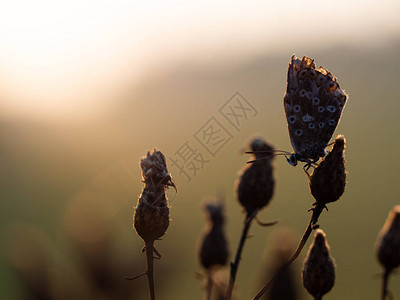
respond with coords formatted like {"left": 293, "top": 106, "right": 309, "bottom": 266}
{"left": 283, "top": 55, "right": 348, "bottom": 169}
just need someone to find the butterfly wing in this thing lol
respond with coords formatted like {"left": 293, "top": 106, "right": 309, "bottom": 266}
{"left": 284, "top": 55, "right": 348, "bottom": 160}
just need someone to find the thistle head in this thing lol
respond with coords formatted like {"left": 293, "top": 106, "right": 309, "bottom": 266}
{"left": 134, "top": 149, "right": 175, "bottom": 243}
{"left": 309, "top": 135, "right": 346, "bottom": 205}
{"left": 236, "top": 136, "right": 275, "bottom": 214}
{"left": 302, "top": 229, "right": 335, "bottom": 298}
{"left": 140, "top": 149, "right": 176, "bottom": 191}
{"left": 249, "top": 136, "right": 274, "bottom": 160}
{"left": 376, "top": 206, "right": 400, "bottom": 273}
{"left": 198, "top": 198, "right": 229, "bottom": 270}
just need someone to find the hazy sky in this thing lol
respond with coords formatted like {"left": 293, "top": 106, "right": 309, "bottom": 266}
{"left": 1, "top": 0, "right": 399, "bottom": 120}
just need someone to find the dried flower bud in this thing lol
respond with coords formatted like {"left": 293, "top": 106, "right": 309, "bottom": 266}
{"left": 134, "top": 149, "right": 175, "bottom": 242}
{"left": 302, "top": 230, "right": 335, "bottom": 299}
{"left": 309, "top": 135, "right": 346, "bottom": 204}
{"left": 140, "top": 149, "right": 176, "bottom": 189}
{"left": 236, "top": 137, "right": 275, "bottom": 214}
{"left": 198, "top": 200, "right": 229, "bottom": 269}
{"left": 376, "top": 206, "right": 400, "bottom": 272}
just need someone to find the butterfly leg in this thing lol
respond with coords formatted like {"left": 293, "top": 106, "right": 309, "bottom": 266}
{"left": 303, "top": 164, "right": 311, "bottom": 178}
{"left": 303, "top": 157, "right": 320, "bottom": 178}
{"left": 303, "top": 162, "right": 314, "bottom": 179}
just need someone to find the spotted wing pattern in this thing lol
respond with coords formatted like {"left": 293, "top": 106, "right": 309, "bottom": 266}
{"left": 283, "top": 55, "right": 348, "bottom": 161}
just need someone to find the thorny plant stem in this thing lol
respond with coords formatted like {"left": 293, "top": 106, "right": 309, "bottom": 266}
{"left": 253, "top": 203, "right": 325, "bottom": 300}
{"left": 145, "top": 241, "right": 156, "bottom": 300}
{"left": 226, "top": 210, "right": 258, "bottom": 300}
{"left": 381, "top": 270, "right": 390, "bottom": 300}
{"left": 205, "top": 270, "right": 213, "bottom": 300}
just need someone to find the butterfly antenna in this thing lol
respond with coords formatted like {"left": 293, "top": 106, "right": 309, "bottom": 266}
{"left": 245, "top": 149, "right": 291, "bottom": 155}
{"left": 247, "top": 153, "right": 289, "bottom": 164}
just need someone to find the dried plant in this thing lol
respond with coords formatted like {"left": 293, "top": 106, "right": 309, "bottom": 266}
{"left": 253, "top": 135, "right": 346, "bottom": 299}
{"left": 302, "top": 229, "right": 335, "bottom": 300}
{"left": 227, "top": 137, "right": 277, "bottom": 300}
{"left": 309, "top": 135, "right": 347, "bottom": 206}
{"left": 237, "top": 137, "right": 275, "bottom": 215}
{"left": 198, "top": 198, "right": 229, "bottom": 300}
{"left": 376, "top": 205, "right": 400, "bottom": 300}
{"left": 127, "top": 149, "right": 176, "bottom": 300}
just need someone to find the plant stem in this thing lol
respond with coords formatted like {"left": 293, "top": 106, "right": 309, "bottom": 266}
{"left": 226, "top": 210, "right": 257, "bottom": 300}
{"left": 252, "top": 204, "right": 324, "bottom": 300}
{"left": 381, "top": 269, "right": 390, "bottom": 300}
{"left": 205, "top": 270, "right": 213, "bottom": 300}
{"left": 145, "top": 241, "right": 156, "bottom": 300}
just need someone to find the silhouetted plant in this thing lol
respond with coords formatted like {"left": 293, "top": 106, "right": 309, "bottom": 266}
{"left": 376, "top": 205, "right": 400, "bottom": 300}
{"left": 198, "top": 198, "right": 229, "bottom": 300}
{"left": 302, "top": 229, "right": 335, "bottom": 300}
{"left": 253, "top": 135, "right": 346, "bottom": 299}
{"left": 227, "top": 137, "right": 277, "bottom": 300}
{"left": 127, "top": 149, "right": 176, "bottom": 300}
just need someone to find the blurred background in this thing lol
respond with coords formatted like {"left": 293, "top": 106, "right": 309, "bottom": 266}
{"left": 1, "top": 0, "right": 400, "bottom": 299}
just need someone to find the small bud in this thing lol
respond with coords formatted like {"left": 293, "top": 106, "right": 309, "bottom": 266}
{"left": 302, "top": 230, "right": 335, "bottom": 299}
{"left": 134, "top": 149, "right": 175, "bottom": 242}
{"left": 198, "top": 199, "right": 229, "bottom": 269}
{"left": 235, "top": 137, "right": 275, "bottom": 214}
{"left": 376, "top": 206, "right": 400, "bottom": 273}
{"left": 309, "top": 135, "right": 346, "bottom": 205}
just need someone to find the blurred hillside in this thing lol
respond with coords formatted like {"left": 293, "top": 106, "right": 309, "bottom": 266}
{"left": 1, "top": 38, "right": 400, "bottom": 299}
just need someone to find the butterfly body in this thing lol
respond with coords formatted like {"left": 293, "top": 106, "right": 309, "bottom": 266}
{"left": 286, "top": 152, "right": 325, "bottom": 167}
{"left": 284, "top": 55, "right": 347, "bottom": 167}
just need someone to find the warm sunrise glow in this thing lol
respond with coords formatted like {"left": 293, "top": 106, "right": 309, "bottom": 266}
{"left": 0, "top": 0, "right": 398, "bottom": 120}
{"left": 2, "top": 2, "right": 400, "bottom": 300}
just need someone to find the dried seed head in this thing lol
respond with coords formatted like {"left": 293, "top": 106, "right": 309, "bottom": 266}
{"left": 302, "top": 230, "right": 335, "bottom": 298}
{"left": 140, "top": 149, "right": 176, "bottom": 189}
{"left": 198, "top": 199, "right": 229, "bottom": 270}
{"left": 134, "top": 149, "right": 175, "bottom": 242}
{"left": 235, "top": 137, "right": 275, "bottom": 214}
{"left": 134, "top": 188, "right": 170, "bottom": 242}
{"left": 204, "top": 202, "right": 225, "bottom": 226}
{"left": 309, "top": 135, "right": 346, "bottom": 204}
{"left": 249, "top": 137, "right": 274, "bottom": 160}
{"left": 376, "top": 206, "right": 400, "bottom": 272}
